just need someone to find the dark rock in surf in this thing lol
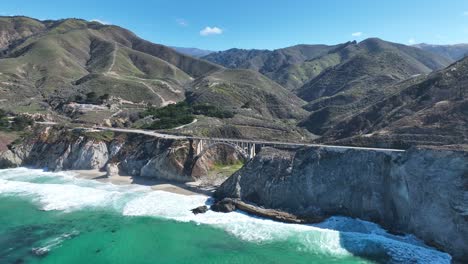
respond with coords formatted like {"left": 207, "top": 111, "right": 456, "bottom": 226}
{"left": 191, "top": 205, "right": 208, "bottom": 214}
{"left": 211, "top": 198, "right": 236, "bottom": 213}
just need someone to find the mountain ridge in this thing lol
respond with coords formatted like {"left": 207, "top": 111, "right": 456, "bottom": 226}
{"left": 413, "top": 43, "right": 468, "bottom": 61}
{"left": 171, "top": 46, "right": 215, "bottom": 57}
{"left": 0, "top": 16, "right": 312, "bottom": 142}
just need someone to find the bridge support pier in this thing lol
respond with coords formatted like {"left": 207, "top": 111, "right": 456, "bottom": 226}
{"left": 195, "top": 139, "right": 203, "bottom": 156}
{"left": 194, "top": 139, "right": 257, "bottom": 161}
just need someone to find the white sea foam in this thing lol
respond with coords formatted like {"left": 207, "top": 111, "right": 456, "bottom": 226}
{"left": 0, "top": 168, "right": 452, "bottom": 263}
{"left": 32, "top": 230, "right": 80, "bottom": 255}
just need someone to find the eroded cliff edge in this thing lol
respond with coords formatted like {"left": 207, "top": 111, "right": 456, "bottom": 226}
{"left": 1, "top": 127, "right": 467, "bottom": 261}
{"left": 215, "top": 146, "right": 468, "bottom": 261}
{"left": 0, "top": 127, "right": 243, "bottom": 183}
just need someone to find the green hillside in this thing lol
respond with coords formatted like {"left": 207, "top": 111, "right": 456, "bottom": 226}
{"left": 203, "top": 44, "right": 342, "bottom": 90}
{"left": 318, "top": 56, "right": 468, "bottom": 147}
{"left": 297, "top": 38, "right": 453, "bottom": 135}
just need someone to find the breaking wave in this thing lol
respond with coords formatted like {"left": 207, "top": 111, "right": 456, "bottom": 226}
{"left": 0, "top": 168, "right": 451, "bottom": 263}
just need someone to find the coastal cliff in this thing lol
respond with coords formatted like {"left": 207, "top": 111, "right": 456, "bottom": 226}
{"left": 1, "top": 126, "right": 466, "bottom": 261}
{"left": 215, "top": 146, "right": 468, "bottom": 261}
{"left": 0, "top": 127, "right": 242, "bottom": 183}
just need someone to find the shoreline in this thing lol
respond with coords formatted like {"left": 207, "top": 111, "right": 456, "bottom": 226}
{"left": 69, "top": 169, "right": 214, "bottom": 197}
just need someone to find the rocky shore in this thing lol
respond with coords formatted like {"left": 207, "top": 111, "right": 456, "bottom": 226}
{"left": 210, "top": 198, "right": 326, "bottom": 224}
{"left": 215, "top": 146, "right": 468, "bottom": 261}
{"left": 1, "top": 126, "right": 466, "bottom": 261}
{"left": 0, "top": 127, "right": 244, "bottom": 186}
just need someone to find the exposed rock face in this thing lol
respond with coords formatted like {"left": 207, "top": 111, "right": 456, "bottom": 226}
{"left": 105, "top": 162, "right": 120, "bottom": 177}
{"left": 211, "top": 198, "right": 326, "bottom": 224}
{"left": 216, "top": 146, "right": 468, "bottom": 261}
{"left": 70, "top": 140, "right": 109, "bottom": 170}
{"left": 0, "top": 149, "right": 22, "bottom": 168}
{"left": 14, "top": 135, "right": 109, "bottom": 171}
{"left": 191, "top": 144, "right": 245, "bottom": 178}
{"left": 0, "top": 127, "right": 244, "bottom": 183}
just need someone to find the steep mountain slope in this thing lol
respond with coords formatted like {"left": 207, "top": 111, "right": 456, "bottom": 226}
{"left": 186, "top": 69, "right": 307, "bottom": 120}
{"left": 0, "top": 16, "right": 45, "bottom": 50}
{"left": 179, "top": 68, "right": 312, "bottom": 142}
{"left": 0, "top": 16, "right": 313, "bottom": 141}
{"left": 414, "top": 43, "right": 468, "bottom": 61}
{"left": 171, "top": 46, "right": 214, "bottom": 57}
{"left": 203, "top": 44, "right": 343, "bottom": 90}
{"left": 298, "top": 38, "right": 451, "bottom": 102}
{"left": 318, "top": 57, "right": 468, "bottom": 147}
{"left": 0, "top": 16, "right": 221, "bottom": 111}
{"left": 298, "top": 38, "right": 453, "bottom": 135}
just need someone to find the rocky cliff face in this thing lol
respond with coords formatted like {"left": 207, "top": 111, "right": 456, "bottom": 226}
{"left": 216, "top": 146, "right": 468, "bottom": 261}
{"left": 0, "top": 127, "right": 242, "bottom": 183}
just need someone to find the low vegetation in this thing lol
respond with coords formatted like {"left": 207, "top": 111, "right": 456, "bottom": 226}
{"left": 84, "top": 130, "right": 115, "bottom": 142}
{"left": 140, "top": 102, "right": 234, "bottom": 130}
{"left": 140, "top": 102, "right": 195, "bottom": 130}
{"left": 74, "top": 92, "right": 110, "bottom": 105}
{"left": 0, "top": 110, "right": 34, "bottom": 131}
{"left": 192, "top": 104, "right": 235, "bottom": 118}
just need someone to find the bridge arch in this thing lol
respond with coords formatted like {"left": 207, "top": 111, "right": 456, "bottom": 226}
{"left": 191, "top": 140, "right": 251, "bottom": 178}
{"left": 195, "top": 141, "right": 250, "bottom": 161}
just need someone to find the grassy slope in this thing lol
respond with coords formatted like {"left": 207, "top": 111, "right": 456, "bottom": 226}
{"left": 319, "top": 57, "right": 468, "bottom": 147}
{"left": 186, "top": 69, "right": 307, "bottom": 120}
{"left": 0, "top": 17, "right": 215, "bottom": 111}
{"left": 203, "top": 44, "right": 341, "bottom": 90}
{"left": 298, "top": 38, "right": 453, "bottom": 135}
{"left": 0, "top": 16, "right": 312, "bottom": 142}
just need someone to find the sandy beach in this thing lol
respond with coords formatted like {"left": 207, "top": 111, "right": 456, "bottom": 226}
{"left": 69, "top": 169, "right": 213, "bottom": 196}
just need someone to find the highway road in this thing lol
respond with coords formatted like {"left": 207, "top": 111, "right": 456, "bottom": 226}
{"left": 96, "top": 127, "right": 406, "bottom": 153}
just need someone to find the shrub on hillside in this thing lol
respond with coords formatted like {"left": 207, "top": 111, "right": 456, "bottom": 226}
{"left": 11, "top": 116, "right": 34, "bottom": 131}
{"left": 192, "top": 104, "right": 234, "bottom": 118}
{"left": 142, "top": 102, "right": 195, "bottom": 129}
{"left": 74, "top": 92, "right": 110, "bottom": 105}
{"left": 0, "top": 109, "right": 9, "bottom": 129}
{"left": 140, "top": 101, "right": 234, "bottom": 130}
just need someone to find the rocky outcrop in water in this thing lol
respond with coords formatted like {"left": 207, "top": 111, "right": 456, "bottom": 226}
{"left": 216, "top": 146, "right": 468, "bottom": 261}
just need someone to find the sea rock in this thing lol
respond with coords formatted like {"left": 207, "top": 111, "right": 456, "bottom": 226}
{"left": 211, "top": 198, "right": 237, "bottom": 213}
{"left": 191, "top": 205, "right": 208, "bottom": 214}
{"left": 212, "top": 198, "right": 326, "bottom": 223}
{"left": 216, "top": 146, "right": 468, "bottom": 261}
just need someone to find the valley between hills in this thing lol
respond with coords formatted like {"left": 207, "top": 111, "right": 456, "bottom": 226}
{"left": 0, "top": 15, "right": 467, "bottom": 263}
{"left": 0, "top": 15, "right": 466, "bottom": 149}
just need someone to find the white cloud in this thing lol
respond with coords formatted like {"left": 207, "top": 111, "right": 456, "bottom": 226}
{"left": 351, "top": 32, "right": 363, "bottom": 37}
{"left": 91, "top": 19, "right": 111, "bottom": 25}
{"left": 408, "top": 38, "right": 416, "bottom": 45}
{"left": 200, "top": 26, "right": 223, "bottom": 36}
{"left": 176, "top": 18, "right": 188, "bottom": 27}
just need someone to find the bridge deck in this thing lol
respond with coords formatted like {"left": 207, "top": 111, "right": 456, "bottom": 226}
{"left": 95, "top": 127, "right": 405, "bottom": 153}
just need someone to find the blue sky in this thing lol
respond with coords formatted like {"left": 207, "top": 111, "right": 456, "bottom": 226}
{"left": 2, "top": 0, "right": 468, "bottom": 50}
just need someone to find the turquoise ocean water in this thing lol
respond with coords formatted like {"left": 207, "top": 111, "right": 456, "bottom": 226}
{"left": 0, "top": 168, "right": 451, "bottom": 263}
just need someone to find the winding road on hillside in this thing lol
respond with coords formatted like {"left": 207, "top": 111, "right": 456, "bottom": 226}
{"left": 105, "top": 42, "right": 176, "bottom": 107}
{"left": 95, "top": 126, "right": 405, "bottom": 153}
{"left": 35, "top": 122, "right": 405, "bottom": 153}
